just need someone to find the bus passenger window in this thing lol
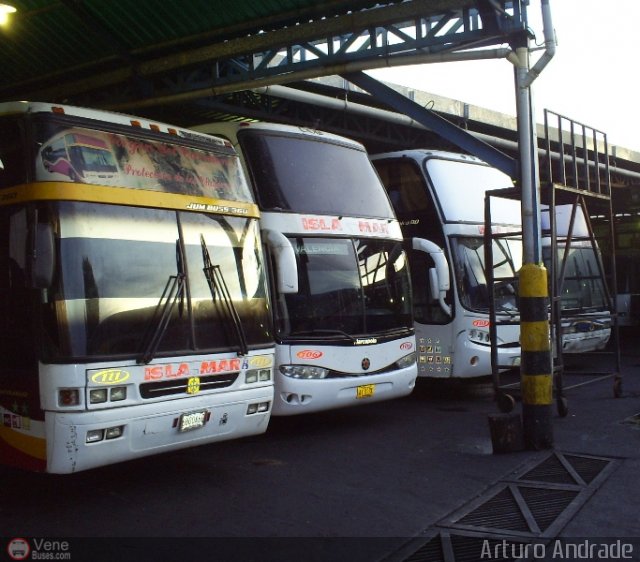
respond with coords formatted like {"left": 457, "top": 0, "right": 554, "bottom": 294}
{"left": 0, "top": 118, "right": 27, "bottom": 189}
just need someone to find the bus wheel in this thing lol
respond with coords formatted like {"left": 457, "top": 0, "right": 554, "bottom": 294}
{"left": 497, "top": 392, "right": 515, "bottom": 413}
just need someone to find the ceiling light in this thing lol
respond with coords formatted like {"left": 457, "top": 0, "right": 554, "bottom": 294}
{"left": 0, "top": 4, "right": 17, "bottom": 26}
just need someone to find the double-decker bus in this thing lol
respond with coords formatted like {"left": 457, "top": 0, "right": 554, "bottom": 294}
{"left": 371, "top": 150, "right": 522, "bottom": 378}
{"left": 372, "top": 150, "right": 612, "bottom": 379}
{"left": 192, "top": 122, "right": 417, "bottom": 415}
{"left": 0, "top": 102, "right": 274, "bottom": 473}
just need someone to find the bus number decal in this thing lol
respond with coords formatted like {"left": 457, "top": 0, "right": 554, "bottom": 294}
{"left": 249, "top": 356, "right": 272, "bottom": 368}
{"left": 91, "top": 369, "right": 130, "bottom": 385}
{"left": 296, "top": 350, "right": 323, "bottom": 360}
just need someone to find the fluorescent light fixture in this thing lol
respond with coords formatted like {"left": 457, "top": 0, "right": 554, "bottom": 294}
{"left": 0, "top": 4, "right": 16, "bottom": 26}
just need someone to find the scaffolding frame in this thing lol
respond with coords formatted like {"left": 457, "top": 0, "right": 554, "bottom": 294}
{"left": 486, "top": 110, "right": 621, "bottom": 416}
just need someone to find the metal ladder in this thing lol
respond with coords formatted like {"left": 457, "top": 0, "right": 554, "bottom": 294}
{"left": 486, "top": 110, "right": 621, "bottom": 416}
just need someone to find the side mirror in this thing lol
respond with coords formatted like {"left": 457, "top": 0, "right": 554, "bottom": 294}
{"left": 428, "top": 267, "right": 440, "bottom": 302}
{"left": 33, "top": 223, "right": 54, "bottom": 288}
{"left": 262, "top": 229, "right": 298, "bottom": 294}
{"left": 412, "top": 237, "right": 451, "bottom": 317}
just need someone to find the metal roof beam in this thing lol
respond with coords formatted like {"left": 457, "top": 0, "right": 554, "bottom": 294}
{"left": 16, "top": 0, "right": 527, "bottom": 107}
{"left": 59, "top": 0, "right": 136, "bottom": 66}
{"left": 341, "top": 70, "right": 518, "bottom": 177}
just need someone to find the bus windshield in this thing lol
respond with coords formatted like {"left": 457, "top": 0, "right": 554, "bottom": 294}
{"left": 238, "top": 130, "right": 395, "bottom": 219}
{"left": 452, "top": 236, "right": 522, "bottom": 314}
{"left": 35, "top": 203, "right": 272, "bottom": 360}
{"left": 425, "top": 158, "right": 517, "bottom": 223}
{"left": 1, "top": 116, "right": 272, "bottom": 361}
{"left": 543, "top": 245, "right": 608, "bottom": 313}
{"left": 276, "top": 237, "right": 412, "bottom": 337}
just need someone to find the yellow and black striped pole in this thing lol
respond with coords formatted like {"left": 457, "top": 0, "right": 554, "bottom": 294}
{"left": 519, "top": 263, "right": 553, "bottom": 449}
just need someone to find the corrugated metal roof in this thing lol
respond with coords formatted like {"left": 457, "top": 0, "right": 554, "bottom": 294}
{"left": 0, "top": 0, "right": 383, "bottom": 92}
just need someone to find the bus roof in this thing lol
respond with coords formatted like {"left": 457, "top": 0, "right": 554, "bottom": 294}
{"left": 0, "top": 101, "right": 231, "bottom": 150}
{"left": 193, "top": 120, "right": 367, "bottom": 151}
{"left": 370, "top": 149, "right": 487, "bottom": 166}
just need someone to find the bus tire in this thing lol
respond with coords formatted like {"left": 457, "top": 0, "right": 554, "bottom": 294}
{"left": 497, "top": 392, "right": 515, "bottom": 413}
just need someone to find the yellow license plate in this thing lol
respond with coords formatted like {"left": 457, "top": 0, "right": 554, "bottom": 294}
{"left": 356, "top": 384, "right": 375, "bottom": 399}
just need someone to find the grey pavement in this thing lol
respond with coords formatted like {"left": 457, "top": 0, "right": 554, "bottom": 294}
{"left": 0, "top": 330, "right": 638, "bottom": 562}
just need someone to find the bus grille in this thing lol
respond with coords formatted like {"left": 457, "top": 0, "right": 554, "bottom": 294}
{"left": 139, "top": 372, "right": 239, "bottom": 399}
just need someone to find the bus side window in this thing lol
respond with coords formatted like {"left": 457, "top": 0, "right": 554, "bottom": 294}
{"left": 0, "top": 118, "right": 27, "bottom": 189}
{"left": 376, "top": 159, "right": 432, "bottom": 216}
{"left": 0, "top": 207, "right": 32, "bottom": 370}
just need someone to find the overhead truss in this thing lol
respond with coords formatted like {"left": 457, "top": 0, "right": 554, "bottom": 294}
{"left": 32, "top": 0, "right": 529, "bottom": 111}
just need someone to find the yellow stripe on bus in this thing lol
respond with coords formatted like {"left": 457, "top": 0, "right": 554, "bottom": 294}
{"left": 521, "top": 374, "right": 553, "bottom": 405}
{"left": 0, "top": 425, "right": 47, "bottom": 460}
{"left": 0, "top": 182, "right": 260, "bottom": 218}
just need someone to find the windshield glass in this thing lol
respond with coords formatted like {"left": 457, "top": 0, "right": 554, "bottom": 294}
{"left": 275, "top": 237, "right": 412, "bottom": 338}
{"left": 238, "top": 130, "right": 395, "bottom": 218}
{"left": 425, "top": 158, "right": 517, "bottom": 223}
{"left": 42, "top": 202, "right": 271, "bottom": 360}
{"left": 543, "top": 245, "right": 608, "bottom": 312}
{"left": 452, "top": 236, "right": 522, "bottom": 313}
{"left": 35, "top": 118, "right": 253, "bottom": 201}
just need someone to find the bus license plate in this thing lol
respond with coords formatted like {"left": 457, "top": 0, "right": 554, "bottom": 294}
{"left": 356, "top": 384, "right": 375, "bottom": 399}
{"left": 179, "top": 410, "right": 208, "bottom": 432}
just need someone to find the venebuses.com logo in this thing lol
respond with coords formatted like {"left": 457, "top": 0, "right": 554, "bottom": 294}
{"left": 6, "top": 538, "right": 29, "bottom": 561}
{"left": 6, "top": 538, "right": 72, "bottom": 560}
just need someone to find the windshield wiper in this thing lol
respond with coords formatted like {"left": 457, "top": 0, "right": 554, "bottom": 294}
{"left": 138, "top": 241, "right": 186, "bottom": 365}
{"left": 201, "top": 234, "right": 249, "bottom": 356}
{"left": 289, "top": 328, "right": 355, "bottom": 342}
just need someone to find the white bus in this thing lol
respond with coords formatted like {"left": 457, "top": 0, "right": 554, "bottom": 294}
{"left": 0, "top": 102, "right": 274, "bottom": 473}
{"left": 371, "top": 150, "right": 522, "bottom": 378}
{"left": 192, "top": 122, "right": 417, "bottom": 415}
{"left": 542, "top": 204, "right": 612, "bottom": 353}
{"left": 593, "top": 213, "right": 640, "bottom": 327}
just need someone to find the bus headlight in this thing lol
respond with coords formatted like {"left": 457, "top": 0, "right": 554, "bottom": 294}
{"left": 89, "top": 386, "right": 127, "bottom": 404}
{"left": 469, "top": 329, "right": 491, "bottom": 343}
{"left": 89, "top": 388, "right": 108, "bottom": 404}
{"left": 280, "top": 365, "right": 329, "bottom": 379}
{"left": 247, "top": 401, "right": 271, "bottom": 415}
{"left": 245, "top": 369, "right": 271, "bottom": 384}
{"left": 105, "top": 425, "right": 124, "bottom": 439}
{"left": 110, "top": 387, "right": 127, "bottom": 402}
{"left": 86, "top": 429, "right": 104, "bottom": 443}
{"left": 395, "top": 352, "right": 417, "bottom": 369}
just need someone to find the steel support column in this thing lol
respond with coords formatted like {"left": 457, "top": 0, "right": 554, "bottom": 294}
{"left": 514, "top": 39, "right": 553, "bottom": 449}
